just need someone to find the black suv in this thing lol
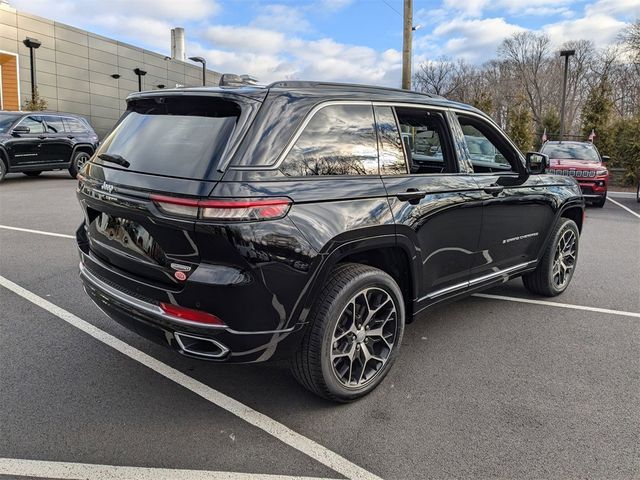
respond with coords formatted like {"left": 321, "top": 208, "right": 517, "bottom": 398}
{"left": 76, "top": 82, "right": 584, "bottom": 401}
{"left": 0, "top": 111, "right": 99, "bottom": 181}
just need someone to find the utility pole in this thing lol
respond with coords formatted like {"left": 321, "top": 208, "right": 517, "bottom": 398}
{"left": 559, "top": 49, "right": 575, "bottom": 141}
{"left": 401, "top": 0, "right": 412, "bottom": 90}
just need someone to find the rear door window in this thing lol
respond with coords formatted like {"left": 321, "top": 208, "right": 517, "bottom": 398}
{"left": 44, "top": 116, "right": 66, "bottom": 133}
{"left": 63, "top": 117, "right": 89, "bottom": 133}
{"left": 279, "top": 104, "right": 378, "bottom": 176}
{"left": 94, "top": 96, "right": 240, "bottom": 180}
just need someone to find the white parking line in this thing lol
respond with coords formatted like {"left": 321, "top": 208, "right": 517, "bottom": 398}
{"left": 474, "top": 293, "right": 640, "bottom": 318}
{"left": 0, "top": 458, "right": 341, "bottom": 480}
{"left": 0, "top": 224, "right": 75, "bottom": 239}
{"left": 0, "top": 275, "right": 382, "bottom": 480}
{"left": 606, "top": 197, "right": 640, "bottom": 219}
{"left": 608, "top": 191, "right": 636, "bottom": 197}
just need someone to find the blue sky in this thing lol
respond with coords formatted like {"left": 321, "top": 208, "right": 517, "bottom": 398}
{"left": 10, "top": 0, "right": 639, "bottom": 86}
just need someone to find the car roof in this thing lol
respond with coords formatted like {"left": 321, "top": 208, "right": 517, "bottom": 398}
{"left": 0, "top": 111, "right": 86, "bottom": 119}
{"left": 128, "top": 80, "right": 482, "bottom": 114}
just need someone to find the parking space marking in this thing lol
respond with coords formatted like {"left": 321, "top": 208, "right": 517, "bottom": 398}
{"left": 0, "top": 458, "right": 341, "bottom": 480}
{"left": 608, "top": 191, "right": 637, "bottom": 197}
{"left": 0, "top": 275, "right": 381, "bottom": 480}
{"left": 474, "top": 293, "right": 640, "bottom": 318}
{"left": 607, "top": 197, "right": 640, "bottom": 219}
{"left": 0, "top": 224, "right": 75, "bottom": 239}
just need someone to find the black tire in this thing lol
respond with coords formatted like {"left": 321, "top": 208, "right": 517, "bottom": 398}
{"left": 68, "top": 150, "right": 91, "bottom": 178}
{"left": 0, "top": 159, "right": 6, "bottom": 183}
{"left": 290, "top": 263, "right": 405, "bottom": 402}
{"left": 636, "top": 183, "right": 639, "bottom": 203}
{"left": 24, "top": 171, "right": 42, "bottom": 177}
{"left": 523, "top": 218, "right": 579, "bottom": 297}
{"left": 593, "top": 194, "right": 606, "bottom": 208}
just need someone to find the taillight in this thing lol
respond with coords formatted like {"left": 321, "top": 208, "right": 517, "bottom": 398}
{"left": 160, "top": 302, "right": 225, "bottom": 326}
{"left": 150, "top": 195, "right": 291, "bottom": 221}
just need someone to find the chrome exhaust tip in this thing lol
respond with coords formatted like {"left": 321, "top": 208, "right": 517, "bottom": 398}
{"left": 174, "top": 332, "right": 230, "bottom": 359}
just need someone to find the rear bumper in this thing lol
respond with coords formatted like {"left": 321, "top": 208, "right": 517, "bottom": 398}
{"left": 79, "top": 255, "right": 304, "bottom": 363}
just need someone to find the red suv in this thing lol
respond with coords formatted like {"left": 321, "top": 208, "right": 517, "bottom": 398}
{"left": 541, "top": 141, "right": 609, "bottom": 207}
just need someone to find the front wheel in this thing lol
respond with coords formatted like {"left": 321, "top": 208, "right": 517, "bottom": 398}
{"left": 68, "top": 151, "right": 91, "bottom": 178}
{"left": 593, "top": 194, "right": 606, "bottom": 208}
{"left": 523, "top": 218, "right": 579, "bottom": 297}
{"left": 291, "top": 263, "right": 405, "bottom": 402}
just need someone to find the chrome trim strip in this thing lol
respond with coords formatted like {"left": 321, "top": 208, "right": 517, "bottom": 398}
{"left": 468, "top": 261, "right": 536, "bottom": 287}
{"left": 79, "top": 262, "right": 294, "bottom": 335}
{"left": 420, "top": 261, "right": 536, "bottom": 301}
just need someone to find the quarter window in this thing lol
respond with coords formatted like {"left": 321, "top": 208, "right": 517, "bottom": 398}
{"left": 280, "top": 104, "right": 378, "bottom": 177}
{"left": 18, "top": 116, "right": 45, "bottom": 134}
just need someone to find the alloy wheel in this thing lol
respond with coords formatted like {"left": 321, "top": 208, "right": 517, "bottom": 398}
{"left": 330, "top": 287, "right": 398, "bottom": 389}
{"left": 552, "top": 229, "right": 577, "bottom": 289}
{"left": 76, "top": 152, "right": 90, "bottom": 171}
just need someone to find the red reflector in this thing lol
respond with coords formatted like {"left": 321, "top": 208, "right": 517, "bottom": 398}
{"left": 160, "top": 303, "right": 225, "bottom": 326}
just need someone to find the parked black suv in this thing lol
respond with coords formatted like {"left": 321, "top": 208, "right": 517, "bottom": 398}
{"left": 76, "top": 82, "right": 584, "bottom": 401}
{"left": 0, "top": 111, "right": 99, "bottom": 182}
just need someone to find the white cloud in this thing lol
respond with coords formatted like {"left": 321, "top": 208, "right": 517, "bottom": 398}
{"left": 543, "top": 13, "right": 629, "bottom": 46}
{"left": 250, "top": 4, "right": 311, "bottom": 33}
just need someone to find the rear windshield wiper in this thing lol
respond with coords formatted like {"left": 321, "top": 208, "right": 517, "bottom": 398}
{"left": 98, "top": 153, "right": 130, "bottom": 168}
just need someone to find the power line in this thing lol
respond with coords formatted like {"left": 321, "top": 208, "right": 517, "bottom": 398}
{"left": 381, "top": 0, "right": 402, "bottom": 16}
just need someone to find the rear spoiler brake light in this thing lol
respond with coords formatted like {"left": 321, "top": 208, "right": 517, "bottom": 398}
{"left": 150, "top": 195, "right": 291, "bottom": 221}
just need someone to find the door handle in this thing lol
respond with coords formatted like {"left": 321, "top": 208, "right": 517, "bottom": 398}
{"left": 483, "top": 184, "right": 504, "bottom": 196}
{"left": 396, "top": 189, "right": 427, "bottom": 203}
{"left": 37, "top": 135, "right": 47, "bottom": 140}
{"left": 67, "top": 135, "right": 75, "bottom": 139}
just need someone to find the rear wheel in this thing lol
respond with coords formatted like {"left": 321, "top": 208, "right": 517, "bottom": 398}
{"left": 68, "top": 151, "right": 91, "bottom": 178}
{"left": 24, "top": 171, "right": 42, "bottom": 177}
{"left": 291, "top": 263, "right": 405, "bottom": 402}
{"left": 523, "top": 218, "right": 579, "bottom": 297}
{"left": 636, "top": 183, "right": 639, "bottom": 203}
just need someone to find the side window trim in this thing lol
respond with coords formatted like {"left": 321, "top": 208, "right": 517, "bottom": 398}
{"left": 15, "top": 115, "right": 45, "bottom": 134}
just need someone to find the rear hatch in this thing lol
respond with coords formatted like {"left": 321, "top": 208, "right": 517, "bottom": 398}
{"left": 77, "top": 91, "right": 264, "bottom": 288}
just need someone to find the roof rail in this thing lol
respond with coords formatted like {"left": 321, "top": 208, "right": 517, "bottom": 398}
{"left": 265, "top": 80, "right": 436, "bottom": 98}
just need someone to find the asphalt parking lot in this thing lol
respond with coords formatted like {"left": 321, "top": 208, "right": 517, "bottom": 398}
{"left": 1, "top": 171, "right": 639, "bottom": 480}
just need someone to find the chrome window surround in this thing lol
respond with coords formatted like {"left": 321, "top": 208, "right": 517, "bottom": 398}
{"left": 229, "top": 99, "right": 525, "bottom": 175}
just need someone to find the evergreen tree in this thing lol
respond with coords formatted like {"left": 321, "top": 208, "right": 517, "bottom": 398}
{"left": 581, "top": 79, "right": 613, "bottom": 153}
{"left": 508, "top": 99, "right": 534, "bottom": 152}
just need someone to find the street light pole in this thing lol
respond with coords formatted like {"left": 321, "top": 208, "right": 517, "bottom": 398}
{"left": 189, "top": 56, "right": 207, "bottom": 86}
{"left": 133, "top": 68, "right": 147, "bottom": 92}
{"left": 559, "top": 49, "right": 575, "bottom": 142}
{"left": 23, "top": 37, "right": 41, "bottom": 102}
{"left": 401, "top": 0, "right": 413, "bottom": 90}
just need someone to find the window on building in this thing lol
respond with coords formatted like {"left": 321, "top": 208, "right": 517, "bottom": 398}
{"left": 280, "top": 104, "right": 378, "bottom": 177}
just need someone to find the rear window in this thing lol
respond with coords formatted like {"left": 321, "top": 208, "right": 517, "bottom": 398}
{"left": 95, "top": 96, "right": 240, "bottom": 180}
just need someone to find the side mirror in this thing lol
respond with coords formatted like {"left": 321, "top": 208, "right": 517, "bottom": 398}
{"left": 12, "top": 125, "right": 30, "bottom": 136}
{"left": 526, "top": 152, "right": 547, "bottom": 174}
{"left": 601, "top": 155, "right": 610, "bottom": 164}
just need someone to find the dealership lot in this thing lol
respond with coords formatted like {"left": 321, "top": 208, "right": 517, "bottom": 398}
{"left": 1, "top": 172, "right": 638, "bottom": 480}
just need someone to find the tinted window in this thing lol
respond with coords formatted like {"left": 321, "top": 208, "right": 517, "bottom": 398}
{"left": 0, "top": 113, "right": 20, "bottom": 133}
{"left": 44, "top": 116, "right": 65, "bottom": 133}
{"left": 541, "top": 143, "right": 600, "bottom": 162}
{"left": 280, "top": 104, "right": 378, "bottom": 176}
{"left": 457, "top": 115, "right": 516, "bottom": 173}
{"left": 63, "top": 117, "right": 89, "bottom": 133}
{"left": 396, "top": 108, "right": 454, "bottom": 174}
{"left": 374, "top": 106, "right": 407, "bottom": 175}
{"left": 18, "top": 116, "right": 45, "bottom": 134}
{"left": 95, "top": 96, "right": 239, "bottom": 180}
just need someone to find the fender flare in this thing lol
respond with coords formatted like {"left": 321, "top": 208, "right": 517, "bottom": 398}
{"left": 71, "top": 143, "right": 95, "bottom": 159}
{"left": 289, "top": 230, "right": 421, "bottom": 329}
{"left": 534, "top": 198, "right": 584, "bottom": 261}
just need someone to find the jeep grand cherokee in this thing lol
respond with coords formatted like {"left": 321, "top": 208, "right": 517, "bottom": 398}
{"left": 76, "top": 82, "right": 584, "bottom": 401}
